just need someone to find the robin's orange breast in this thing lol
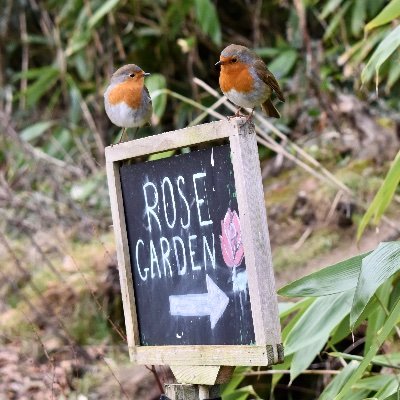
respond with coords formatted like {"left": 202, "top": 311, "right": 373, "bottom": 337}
{"left": 107, "top": 79, "right": 143, "bottom": 109}
{"left": 219, "top": 62, "right": 254, "bottom": 94}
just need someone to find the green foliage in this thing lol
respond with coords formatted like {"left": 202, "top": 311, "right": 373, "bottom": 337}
{"left": 194, "top": 0, "right": 222, "bottom": 45}
{"left": 362, "top": 26, "right": 400, "bottom": 87}
{"left": 357, "top": 150, "right": 400, "bottom": 239}
{"left": 221, "top": 367, "right": 260, "bottom": 400}
{"left": 20, "top": 121, "right": 55, "bottom": 142}
{"left": 278, "top": 252, "right": 369, "bottom": 297}
{"left": 277, "top": 241, "right": 400, "bottom": 398}
{"left": 365, "top": 0, "right": 400, "bottom": 31}
{"left": 350, "top": 242, "right": 400, "bottom": 327}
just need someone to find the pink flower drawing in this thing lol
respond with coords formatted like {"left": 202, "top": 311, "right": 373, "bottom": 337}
{"left": 220, "top": 208, "right": 244, "bottom": 268}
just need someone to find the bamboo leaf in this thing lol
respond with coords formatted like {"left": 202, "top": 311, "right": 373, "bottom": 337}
{"left": 366, "top": 0, "right": 400, "bottom": 31}
{"left": 351, "top": 0, "right": 367, "bottom": 36}
{"left": 194, "top": 0, "right": 222, "bottom": 45}
{"left": 146, "top": 74, "right": 167, "bottom": 123}
{"left": 350, "top": 242, "right": 400, "bottom": 327}
{"left": 278, "top": 252, "right": 369, "bottom": 297}
{"left": 25, "top": 68, "right": 59, "bottom": 108}
{"left": 290, "top": 336, "right": 326, "bottom": 382}
{"left": 320, "top": 361, "right": 360, "bottom": 400}
{"left": 353, "top": 375, "right": 396, "bottom": 391}
{"left": 361, "top": 25, "right": 400, "bottom": 85}
{"left": 321, "top": 0, "right": 346, "bottom": 18}
{"left": 358, "top": 150, "right": 400, "bottom": 239}
{"left": 323, "top": 2, "right": 351, "bottom": 40}
{"left": 285, "top": 291, "right": 354, "bottom": 355}
{"left": 334, "top": 296, "right": 400, "bottom": 400}
{"left": 329, "top": 352, "right": 400, "bottom": 370}
{"left": 88, "top": 0, "right": 121, "bottom": 29}
{"left": 20, "top": 121, "right": 55, "bottom": 141}
{"left": 267, "top": 49, "right": 297, "bottom": 78}
{"left": 364, "top": 278, "right": 392, "bottom": 355}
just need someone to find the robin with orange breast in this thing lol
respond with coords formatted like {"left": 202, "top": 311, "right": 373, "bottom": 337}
{"left": 104, "top": 64, "right": 152, "bottom": 143}
{"left": 215, "top": 44, "right": 285, "bottom": 119}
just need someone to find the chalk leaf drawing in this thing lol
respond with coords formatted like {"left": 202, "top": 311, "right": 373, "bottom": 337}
{"left": 220, "top": 208, "right": 244, "bottom": 268}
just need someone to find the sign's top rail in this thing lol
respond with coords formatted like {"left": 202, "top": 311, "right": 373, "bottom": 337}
{"left": 105, "top": 118, "right": 247, "bottom": 162}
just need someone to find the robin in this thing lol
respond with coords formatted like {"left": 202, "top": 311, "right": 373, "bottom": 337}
{"left": 104, "top": 64, "right": 152, "bottom": 143}
{"left": 215, "top": 44, "right": 285, "bottom": 119}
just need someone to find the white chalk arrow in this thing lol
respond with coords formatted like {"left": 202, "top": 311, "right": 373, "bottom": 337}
{"left": 169, "top": 275, "right": 229, "bottom": 329}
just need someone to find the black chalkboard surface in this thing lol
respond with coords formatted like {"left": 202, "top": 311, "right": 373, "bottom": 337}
{"left": 119, "top": 144, "right": 255, "bottom": 346}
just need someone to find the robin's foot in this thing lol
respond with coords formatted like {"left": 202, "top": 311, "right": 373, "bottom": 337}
{"left": 227, "top": 107, "right": 245, "bottom": 120}
{"left": 244, "top": 108, "right": 254, "bottom": 123}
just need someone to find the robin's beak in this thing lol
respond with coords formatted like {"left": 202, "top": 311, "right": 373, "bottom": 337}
{"left": 215, "top": 60, "right": 222, "bottom": 66}
{"left": 143, "top": 72, "right": 151, "bottom": 76}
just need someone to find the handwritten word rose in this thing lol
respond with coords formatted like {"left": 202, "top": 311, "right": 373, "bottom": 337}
{"left": 220, "top": 208, "right": 244, "bottom": 268}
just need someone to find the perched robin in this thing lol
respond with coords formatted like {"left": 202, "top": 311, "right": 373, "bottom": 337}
{"left": 215, "top": 44, "right": 285, "bottom": 119}
{"left": 104, "top": 64, "right": 152, "bottom": 143}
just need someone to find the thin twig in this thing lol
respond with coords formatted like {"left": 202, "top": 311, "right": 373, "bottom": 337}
{"left": 145, "top": 365, "right": 164, "bottom": 394}
{"left": 102, "top": 356, "right": 131, "bottom": 400}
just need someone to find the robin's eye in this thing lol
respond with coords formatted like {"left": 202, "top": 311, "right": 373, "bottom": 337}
{"left": 231, "top": 58, "right": 237, "bottom": 63}
{"left": 129, "top": 73, "right": 135, "bottom": 78}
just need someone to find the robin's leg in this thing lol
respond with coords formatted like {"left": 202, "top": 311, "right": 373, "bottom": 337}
{"left": 245, "top": 108, "right": 255, "bottom": 123}
{"left": 234, "top": 107, "right": 243, "bottom": 117}
{"left": 228, "top": 107, "right": 242, "bottom": 120}
{"left": 118, "top": 128, "right": 127, "bottom": 144}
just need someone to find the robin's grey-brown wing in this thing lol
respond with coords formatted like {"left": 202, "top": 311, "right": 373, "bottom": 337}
{"left": 254, "top": 59, "right": 285, "bottom": 102}
{"left": 143, "top": 85, "right": 152, "bottom": 105}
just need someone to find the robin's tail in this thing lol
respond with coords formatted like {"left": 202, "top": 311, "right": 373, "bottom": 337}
{"left": 262, "top": 99, "right": 280, "bottom": 118}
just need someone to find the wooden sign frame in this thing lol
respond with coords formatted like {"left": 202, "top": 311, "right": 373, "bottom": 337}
{"left": 105, "top": 117, "right": 283, "bottom": 368}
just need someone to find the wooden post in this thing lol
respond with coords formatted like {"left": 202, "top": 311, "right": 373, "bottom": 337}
{"left": 165, "top": 384, "right": 220, "bottom": 399}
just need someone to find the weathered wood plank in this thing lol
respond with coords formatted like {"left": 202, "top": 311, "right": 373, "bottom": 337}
{"left": 133, "top": 344, "right": 281, "bottom": 366}
{"left": 170, "top": 366, "right": 234, "bottom": 385}
{"left": 106, "top": 161, "right": 140, "bottom": 358}
{"left": 229, "top": 122, "right": 281, "bottom": 345}
{"left": 105, "top": 119, "right": 242, "bottom": 162}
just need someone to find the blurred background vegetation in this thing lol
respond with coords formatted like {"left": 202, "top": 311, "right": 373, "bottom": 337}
{"left": 1, "top": 0, "right": 400, "bottom": 398}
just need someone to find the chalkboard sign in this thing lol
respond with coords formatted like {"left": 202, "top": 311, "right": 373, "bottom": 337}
{"left": 106, "top": 119, "right": 282, "bottom": 368}
{"left": 120, "top": 144, "right": 254, "bottom": 346}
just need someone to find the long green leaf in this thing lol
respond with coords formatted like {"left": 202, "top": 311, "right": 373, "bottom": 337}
{"left": 357, "top": 150, "right": 400, "bottom": 239}
{"left": 285, "top": 291, "right": 354, "bottom": 355}
{"left": 290, "top": 336, "right": 326, "bottom": 382}
{"left": 194, "top": 0, "right": 221, "bottom": 45}
{"left": 351, "top": 0, "right": 367, "bottom": 36}
{"left": 364, "top": 278, "right": 392, "bottom": 355}
{"left": 320, "top": 361, "right": 360, "bottom": 400}
{"left": 146, "top": 74, "right": 167, "bottom": 122}
{"left": 268, "top": 49, "right": 297, "bottom": 78}
{"left": 329, "top": 352, "right": 400, "bottom": 370}
{"left": 25, "top": 68, "right": 59, "bottom": 108}
{"left": 366, "top": 0, "right": 400, "bottom": 31}
{"left": 334, "top": 296, "right": 400, "bottom": 400}
{"left": 88, "top": 0, "right": 120, "bottom": 29}
{"left": 375, "top": 379, "right": 399, "bottom": 399}
{"left": 20, "top": 121, "right": 55, "bottom": 141}
{"left": 361, "top": 25, "right": 400, "bottom": 85}
{"left": 320, "top": 0, "right": 346, "bottom": 18}
{"left": 278, "top": 253, "right": 369, "bottom": 297}
{"left": 350, "top": 242, "right": 400, "bottom": 327}
{"left": 221, "top": 366, "right": 251, "bottom": 396}
{"left": 353, "top": 375, "right": 396, "bottom": 391}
